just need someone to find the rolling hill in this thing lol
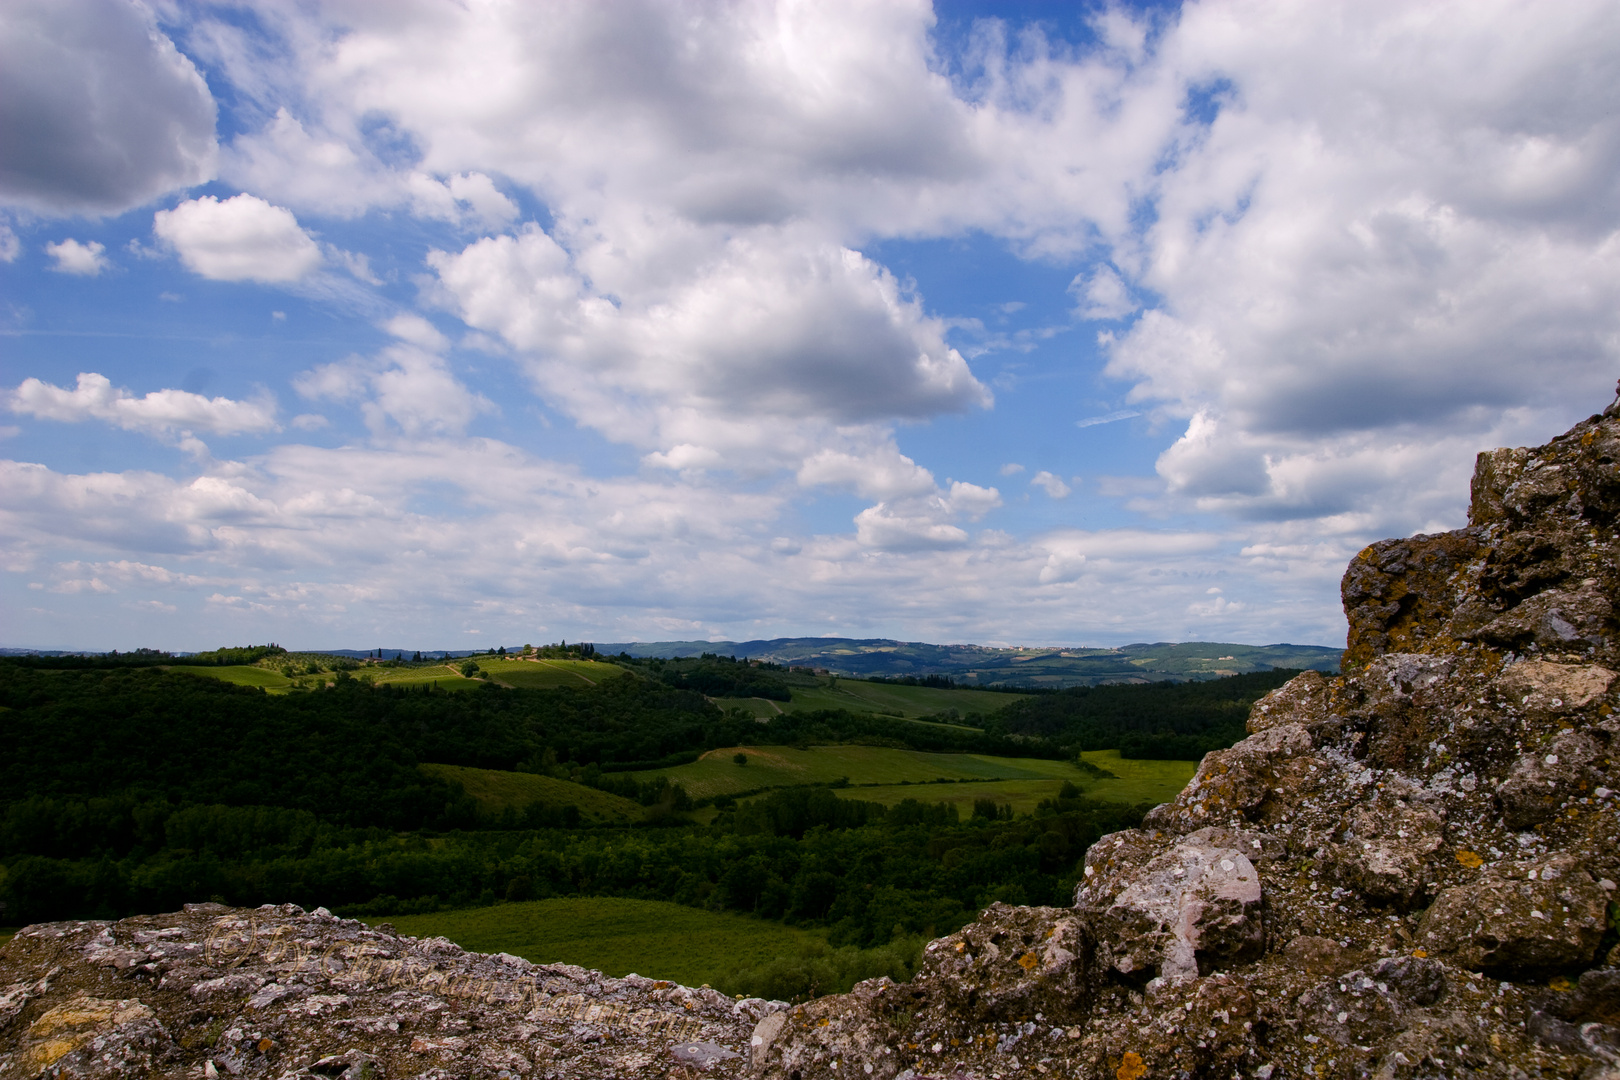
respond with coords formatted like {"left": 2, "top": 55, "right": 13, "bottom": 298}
{"left": 595, "top": 637, "right": 1340, "bottom": 688}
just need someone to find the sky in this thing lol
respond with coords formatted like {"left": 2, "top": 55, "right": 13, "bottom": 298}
{"left": 3, "top": 0, "right": 1618, "bottom": 653}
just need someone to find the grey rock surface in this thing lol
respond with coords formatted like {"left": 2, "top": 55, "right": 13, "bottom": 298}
{"left": 0, "top": 904, "right": 781, "bottom": 1079}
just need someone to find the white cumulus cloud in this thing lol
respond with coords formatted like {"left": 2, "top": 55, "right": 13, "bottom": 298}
{"left": 295, "top": 320, "right": 493, "bottom": 439}
{"left": 44, "top": 238, "right": 108, "bottom": 275}
{"left": 9, "top": 372, "right": 278, "bottom": 442}
{"left": 1030, "top": 471, "right": 1072, "bottom": 499}
{"left": 153, "top": 194, "right": 323, "bottom": 283}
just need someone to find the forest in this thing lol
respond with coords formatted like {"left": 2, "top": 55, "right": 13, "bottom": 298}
{"left": 0, "top": 654, "right": 1291, "bottom": 950}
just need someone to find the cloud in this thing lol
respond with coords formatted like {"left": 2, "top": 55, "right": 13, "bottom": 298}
{"left": 44, "top": 238, "right": 108, "bottom": 275}
{"left": 1096, "top": 0, "right": 1620, "bottom": 528}
{"left": 428, "top": 227, "right": 990, "bottom": 467}
{"left": 0, "top": 441, "right": 1353, "bottom": 648}
{"left": 999, "top": 463, "right": 1025, "bottom": 476}
{"left": 8, "top": 373, "right": 278, "bottom": 446}
{"left": 294, "top": 324, "right": 493, "bottom": 439}
{"left": 0, "top": 222, "right": 20, "bottom": 262}
{"left": 0, "top": 0, "right": 215, "bottom": 216}
{"left": 14, "top": 0, "right": 1620, "bottom": 652}
{"left": 409, "top": 171, "right": 520, "bottom": 230}
{"left": 849, "top": 480, "right": 1000, "bottom": 552}
{"left": 1074, "top": 409, "right": 1141, "bottom": 429}
{"left": 1030, "top": 471, "right": 1072, "bottom": 499}
{"left": 797, "top": 445, "right": 937, "bottom": 501}
{"left": 153, "top": 194, "right": 323, "bottom": 283}
{"left": 219, "top": 108, "right": 399, "bottom": 219}
{"left": 1071, "top": 266, "right": 1138, "bottom": 320}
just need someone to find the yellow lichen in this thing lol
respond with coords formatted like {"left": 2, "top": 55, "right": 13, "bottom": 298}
{"left": 1454, "top": 850, "right": 1484, "bottom": 868}
{"left": 1116, "top": 1050, "right": 1147, "bottom": 1079}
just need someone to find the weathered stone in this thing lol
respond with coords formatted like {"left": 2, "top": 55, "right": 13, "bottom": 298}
{"left": 1469, "top": 445, "right": 1531, "bottom": 528}
{"left": 1493, "top": 659, "right": 1617, "bottom": 716}
{"left": 1498, "top": 729, "right": 1606, "bottom": 828}
{"left": 0, "top": 906, "right": 781, "bottom": 1080}
{"left": 1143, "top": 722, "right": 1314, "bottom": 830}
{"left": 1342, "top": 531, "right": 1486, "bottom": 666}
{"left": 1293, "top": 956, "right": 1447, "bottom": 1049}
{"left": 1476, "top": 581, "right": 1615, "bottom": 651}
{"left": 908, "top": 902, "right": 1091, "bottom": 1022}
{"left": 1247, "top": 669, "right": 1333, "bottom": 733}
{"left": 1418, "top": 856, "right": 1610, "bottom": 976}
{"left": 1089, "top": 832, "right": 1262, "bottom": 984}
{"left": 1328, "top": 798, "right": 1446, "bottom": 907}
{"left": 10, "top": 994, "right": 173, "bottom": 1079}
{"left": 1281, "top": 935, "right": 1350, "bottom": 976}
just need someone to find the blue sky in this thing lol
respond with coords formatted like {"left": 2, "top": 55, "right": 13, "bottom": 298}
{"left": 3, "top": 0, "right": 1618, "bottom": 652}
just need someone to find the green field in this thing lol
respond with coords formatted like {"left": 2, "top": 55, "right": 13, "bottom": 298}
{"left": 627, "top": 743, "right": 1198, "bottom": 811}
{"left": 472, "top": 657, "right": 628, "bottom": 689}
{"left": 171, "top": 665, "right": 296, "bottom": 691}
{"left": 175, "top": 663, "right": 486, "bottom": 693}
{"left": 365, "top": 666, "right": 483, "bottom": 692}
{"left": 362, "top": 897, "right": 826, "bottom": 989}
{"left": 630, "top": 745, "right": 1061, "bottom": 800}
{"left": 822, "top": 751, "right": 1195, "bottom": 816}
{"left": 1076, "top": 750, "right": 1198, "bottom": 806}
{"left": 419, "top": 764, "right": 643, "bottom": 824}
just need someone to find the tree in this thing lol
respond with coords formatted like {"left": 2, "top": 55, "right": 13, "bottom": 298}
{"left": 733, "top": 752, "right": 748, "bottom": 765}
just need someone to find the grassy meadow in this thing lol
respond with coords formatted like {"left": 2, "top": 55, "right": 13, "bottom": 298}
{"left": 366, "top": 666, "right": 483, "bottom": 691}
{"left": 418, "top": 763, "right": 643, "bottom": 824}
{"left": 472, "top": 657, "right": 628, "bottom": 689}
{"left": 1077, "top": 750, "right": 1199, "bottom": 805}
{"left": 362, "top": 897, "right": 829, "bottom": 989}
{"left": 623, "top": 743, "right": 1199, "bottom": 813}
{"left": 171, "top": 665, "right": 296, "bottom": 691}
{"left": 627, "top": 744, "right": 1007, "bottom": 799}
{"left": 167, "top": 655, "right": 625, "bottom": 695}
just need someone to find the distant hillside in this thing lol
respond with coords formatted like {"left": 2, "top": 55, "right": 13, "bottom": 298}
{"left": 594, "top": 638, "right": 1341, "bottom": 688}
{"left": 4, "top": 638, "right": 1342, "bottom": 689}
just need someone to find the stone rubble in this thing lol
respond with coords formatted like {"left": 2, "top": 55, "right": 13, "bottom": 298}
{"left": 6, "top": 402, "right": 1620, "bottom": 1078}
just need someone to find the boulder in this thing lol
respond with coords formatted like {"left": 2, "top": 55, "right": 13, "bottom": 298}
{"left": 1328, "top": 799, "right": 1446, "bottom": 907}
{"left": 1088, "top": 831, "right": 1262, "bottom": 984}
{"left": 8, "top": 994, "right": 172, "bottom": 1079}
{"left": 1247, "top": 669, "right": 1333, "bottom": 734}
{"left": 1492, "top": 660, "right": 1616, "bottom": 717}
{"left": 1498, "top": 729, "right": 1606, "bottom": 828}
{"left": 1143, "top": 722, "right": 1314, "bottom": 830}
{"left": 1475, "top": 581, "right": 1615, "bottom": 651}
{"left": 1417, "top": 855, "right": 1609, "bottom": 976}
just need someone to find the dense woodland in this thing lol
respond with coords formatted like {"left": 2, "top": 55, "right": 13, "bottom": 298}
{"left": 994, "top": 669, "right": 1298, "bottom": 759}
{"left": 0, "top": 655, "right": 1292, "bottom": 942}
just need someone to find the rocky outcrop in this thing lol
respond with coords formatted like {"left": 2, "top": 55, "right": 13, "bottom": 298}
{"left": 5, "top": 402, "right": 1620, "bottom": 1078}
{"left": 0, "top": 903, "right": 780, "bottom": 1079}
{"left": 748, "top": 403, "right": 1620, "bottom": 1079}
